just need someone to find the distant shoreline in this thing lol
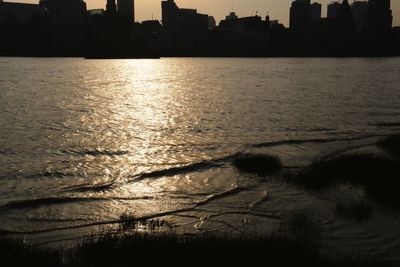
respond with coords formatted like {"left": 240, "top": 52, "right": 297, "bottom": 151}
{"left": 1, "top": 54, "right": 400, "bottom": 59}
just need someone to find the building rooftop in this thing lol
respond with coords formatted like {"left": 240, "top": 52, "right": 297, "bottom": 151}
{"left": 0, "top": 1, "right": 48, "bottom": 24}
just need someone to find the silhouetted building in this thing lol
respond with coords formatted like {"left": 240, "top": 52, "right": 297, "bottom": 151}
{"left": 139, "top": 20, "right": 162, "bottom": 54}
{"left": 87, "top": 0, "right": 160, "bottom": 58}
{"left": 289, "top": 0, "right": 314, "bottom": 54}
{"left": 219, "top": 14, "right": 271, "bottom": 32}
{"left": 161, "top": 0, "right": 208, "bottom": 33}
{"left": 87, "top": 12, "right": 147, "bottom": 58}
{"left": 0, "top": 1, "right": 47, "bottom": 24}
{"left": 311, "top": 2, "right": 322, "bottom": 23}
{"left": 1, "top": 0, "right": 87, "bottom": 57}
{"left": 208, "top": 16, "right": 216, "bottom": 30}
{"left": 141, "top": 19, "right": 162, "bottom": 32}
{"left": 364, "top": 0, "right": 392, "bottom": 50}
{"left": 290, "top": 0, "right": 311, "bottom": 30}
{"left": 161, "top": 0, "right": 178, "bottom": 31}
{"left": 307, "top": 0, "right": 359, "bottom": 56}
{"left": 225, "top": 12, "right": 238, "bottom": 21}
{"left": 160, "top": 0, "right": 209, "bottom": 55}
{"left": 38, "top": 0, "right": 87, "bottom": 56}
{"left": 217, "top": 14, "right": 273, "bottom": 55}
{"left": 162, "top": 0, "right": 181, "bottom": 31}
{"left": 351, "top": 1, "right": 367, "bottom": 31}
{"left": 88, "top": 9, "right": 104, "bottom": 16}
{"left": 270, "top": 20, "right": 285, "bottom": 30}
{"left": 334, "top": 0, "right": 357, "bottom": 54}
{"left": 0, "top": 2, "right": 48, "bottom": 56}
{"left": 327, "top": 1, "right": 341, "bottom": 19}
{"left": 337, "top": 0, "right": 355, "bottom": 26}
{"left": 394, "top": 27, "right": 400, "bottom": 51}
{"left": 180, "top": 8, "right": 208, "bottom": 32}
{"left": 39, "top": 0, "right": 87, "bottom": 22}
{"left": 117, "top": 0, "right": 134, "bottom": 22}
{"left": 106, "top": 0, "right": 116, "bottom": 15}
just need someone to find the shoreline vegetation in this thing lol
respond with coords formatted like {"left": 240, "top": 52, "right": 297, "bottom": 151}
{"left": 293, "top": 134, "right": 400, "bottom": 208}
{"left": 233, "top": 153, "right": 282, "bottom": 174}
{"left": 2, "top": 134, "right": 400, "bottom": 266}
{"left": 233, "top": 134, "right": 400, "bottom": 208}
{"left": 0, "top": 214, "right": 393, "bottom": 267}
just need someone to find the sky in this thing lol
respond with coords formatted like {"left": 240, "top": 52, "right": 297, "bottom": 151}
{"left": 16, "top": 0, "right": 400, "bottom": 27}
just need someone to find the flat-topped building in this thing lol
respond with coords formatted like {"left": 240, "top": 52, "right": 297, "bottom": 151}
{"left": 161, "top": 0, "right": 208, "bottom": 33}
{"left": 0, "top": 1, "right": 48, "bottom": 24}
{"left": 117, "top": 0, "right": 134, "bottom": 22}
{"left": 39, "top": 0, "right": 87, "bottom": 22}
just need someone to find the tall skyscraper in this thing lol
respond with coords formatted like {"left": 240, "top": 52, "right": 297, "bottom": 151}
{"left": 365, "top": 0, "right": 393, "bottom": 48}
{"left": 289, "top": 0, "right": 311, "bottom": 30}
{"left": 311, "top": 2, "right": 322, "bottom": 23}
{"left": 327, "top": 1, "right": 341, "bottom": 19}
{"left": 351, "top": 1, "right": 368, "bottom": 31}
{"left": 106, "top": 0, "right": 116, "bottom": 15}
{"left": 161, "top": 0, "right": 180, "bottom": 31}
{"left": 366, "top": 0, "right": 392, "bottom": 32}
{"left": 117, "top": 0, "right": 134, "bottom": 22}
{"left": 337, "top": 0, "right": 355, "bottom": 26}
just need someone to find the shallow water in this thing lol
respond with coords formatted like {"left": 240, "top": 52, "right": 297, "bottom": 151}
{"left": 1, "top": 57, "right": 400, "bottom": 261}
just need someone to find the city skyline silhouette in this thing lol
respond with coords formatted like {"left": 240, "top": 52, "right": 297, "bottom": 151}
{"left": 14, "top": 0, "right": 400, "bottom": 26}
{"left": 1, "top": 0, "right": 399, "bottom": 57}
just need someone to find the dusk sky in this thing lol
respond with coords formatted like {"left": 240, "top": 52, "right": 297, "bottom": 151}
{"left": 16, "top": 0, "right": 400, "bottom": 27}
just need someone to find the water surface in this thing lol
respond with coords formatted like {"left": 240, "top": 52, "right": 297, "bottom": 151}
{"left": 1, "top": 57, "right": 400, "bottom": 261}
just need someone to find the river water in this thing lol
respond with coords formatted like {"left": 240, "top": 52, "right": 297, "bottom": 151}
{"left": 1, "top": 57, "right": 400, "bottom": 261}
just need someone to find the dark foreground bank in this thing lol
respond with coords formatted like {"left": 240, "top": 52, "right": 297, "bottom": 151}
{"left": 0, "top": 232, "right": 393, "bottom": 267}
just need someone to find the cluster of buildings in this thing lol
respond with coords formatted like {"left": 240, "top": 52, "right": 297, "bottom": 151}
{"left": 0, "top": 0, "right": 399, "bottom": 57}
{"left": 158, "top": 0, "right": 285, "bottom": 56}
{"left": 0, "top": 0, "right": 88, "bottom": 56}
{"left": 289, "top": 0, "right": 395, "bottom": 55}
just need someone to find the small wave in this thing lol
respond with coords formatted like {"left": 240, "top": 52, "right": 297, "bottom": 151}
{"left": 373, "top": 122, "right": 400, "bottom": 127}
{"left": 61, "top": 149, "right": 129, "bottom": 157}
{"left": 253, "top": 134, "right": 385, "bottom": 148}
{"left": 0, "top": 197, "right": 109, "bottom": 211}
{"left": 0, "top": 149, "right": 12, "bottom": 155}
{"left": 40, "top": 126, "right": 64, "bottom": 132}
{"left": 23, "top": 171, "right": 89, "bottom": 179}
{"left": 254, "top": 138, "right": 337, "bottom": 148}
{"left": 66, "top": 181, "right": 116, "bottom": 193}
{"left": 27, "top": 217, "right": 91, "bottom": 223}
{"left": 195, "top": 187, "right": 244, "bottom": 207}
{"left": 132, "top": 161, "right": 225, "bottom": 181}
{"left": 248, "top": 191, "right": 269, "bottom": 210}
{"left": 1, "top": 196, "right": 159, "bottom": 212}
